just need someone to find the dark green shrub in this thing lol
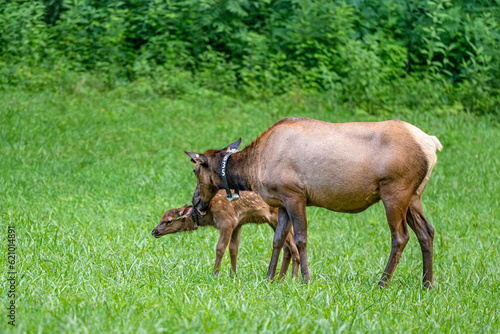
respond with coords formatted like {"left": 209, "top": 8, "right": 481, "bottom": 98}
{"left": 0, "top": 0, "right": 498, "bottom": 113}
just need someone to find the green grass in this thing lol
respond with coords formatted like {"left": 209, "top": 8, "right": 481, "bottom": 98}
{"left": 1, "top": 87, "right": 499, "bottom": 333}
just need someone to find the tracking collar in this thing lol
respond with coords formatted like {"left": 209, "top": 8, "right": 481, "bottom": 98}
{"left": 221, "top": 149, "right": 240, "bottom": 202}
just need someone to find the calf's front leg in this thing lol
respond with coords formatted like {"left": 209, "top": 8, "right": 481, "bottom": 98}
{"left": 213, "top": 227, "right": 233, "bottom": 276}
{"left": 228, "top": 226, "right": 242, "bottom": 275}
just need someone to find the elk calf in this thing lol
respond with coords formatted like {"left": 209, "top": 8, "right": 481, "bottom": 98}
{"left": 152, "top": 190, "right": 300, "bottom": 277}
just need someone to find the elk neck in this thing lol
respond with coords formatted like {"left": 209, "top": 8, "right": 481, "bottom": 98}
{"left": 222, "top": 146, "right": 257, "bottom": 193}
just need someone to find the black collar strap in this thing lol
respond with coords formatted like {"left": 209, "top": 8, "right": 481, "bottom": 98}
{"left": 221, "top": 149, "right": 240, "bottom": 202}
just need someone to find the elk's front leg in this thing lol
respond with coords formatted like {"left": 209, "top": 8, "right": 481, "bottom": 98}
{"left": 228, "top": 225, "right": 242, "bottom": 275}
{"left": 266, "top": 207, "right": 292, "bottom": 280}
{"left": 213, "top": 227, "right": 232, "bottom": 276}
{"left": 284, "top": 195, "right": 311, "bottom": 283}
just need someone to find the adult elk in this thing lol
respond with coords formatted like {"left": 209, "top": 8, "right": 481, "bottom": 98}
{"left": 152, "top": 190, "right": 300, "bottom": 278}
{"left": 185, "top": 118, "right": 442, "bottom": 288}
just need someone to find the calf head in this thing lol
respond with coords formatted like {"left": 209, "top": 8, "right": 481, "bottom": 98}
{"left": 151, "top": 205, "right": 195, "bottom": 238}
{"left": 185, "top": 138, "right": 241, "bottom": 214}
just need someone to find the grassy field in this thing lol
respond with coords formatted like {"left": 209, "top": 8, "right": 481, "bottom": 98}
{"left": 1, "top": 88, "right": 499, "bottom": 333}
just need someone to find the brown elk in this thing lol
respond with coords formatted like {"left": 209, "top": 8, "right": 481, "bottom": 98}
{"left": 152, "top": 190, "right": 300, "bottom": 277}
{"left": 185, "top": 117, "right": 442, "bottom": 288}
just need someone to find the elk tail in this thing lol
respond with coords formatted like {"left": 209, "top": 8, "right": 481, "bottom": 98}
{"left": 430, "top": 136, "right": 443, "bottom": 151}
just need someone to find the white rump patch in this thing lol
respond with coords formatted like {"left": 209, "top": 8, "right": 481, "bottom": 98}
{"left": 404, "top": 123, "right": 443, "bottom": 196}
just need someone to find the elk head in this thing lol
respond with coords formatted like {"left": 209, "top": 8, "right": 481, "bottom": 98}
{"left": 185, "top": 138, "right": 242, "bottom": 214}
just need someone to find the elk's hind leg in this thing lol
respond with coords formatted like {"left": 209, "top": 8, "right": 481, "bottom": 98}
{"left": 406, "top": 196, "right": 435, "bottom": 289}
{"left": 379, "top": 187, "right": 412, "bottom": 288}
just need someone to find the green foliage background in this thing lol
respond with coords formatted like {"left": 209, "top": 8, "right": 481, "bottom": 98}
{"left": 1, "top": 0, "right": 499, "bottom": 113}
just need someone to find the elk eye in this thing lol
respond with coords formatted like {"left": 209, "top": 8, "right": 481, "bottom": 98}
{"left": 166, "top": 220, "right": 172, "bottom": 225}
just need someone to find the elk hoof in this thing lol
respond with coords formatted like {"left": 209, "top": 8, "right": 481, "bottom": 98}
{"left": 378, "top": 281, "right": 389, "bottom": 289}
{"left": 423, "top": 281, "right": 434, "bottom": 290}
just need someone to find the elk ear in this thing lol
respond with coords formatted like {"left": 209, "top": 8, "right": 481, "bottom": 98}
{"left": 178, "top": 205, "right": 194, "bottom": 218}
{"left": 223, "top": 138, "right": 242, "bottom": 152}
{"left": 184, "top": 151, "right": 208, "bottom": 165}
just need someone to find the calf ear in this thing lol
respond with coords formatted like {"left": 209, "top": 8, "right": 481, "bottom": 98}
{"left": 224, "top": 138, "right": 242, "bottom": 151}
{"left": 184, "top": 151, "right": 208, "bottom": 165}
{"left": 178, "top": 205, "right": 194, "bottom": 218}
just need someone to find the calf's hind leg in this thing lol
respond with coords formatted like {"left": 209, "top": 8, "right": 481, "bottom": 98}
{"left": 279, "top": 244, "right": 292, "bottom": 278}
{"left": 282, "top": 234, "right": 300, "bottom": 279}
{"left": 406, "top": 196, "right": 435, "bottom": 289}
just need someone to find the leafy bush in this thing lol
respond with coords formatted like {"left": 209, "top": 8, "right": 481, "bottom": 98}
{"left": 0, "top": 0, "right": 499, "bottom": 114}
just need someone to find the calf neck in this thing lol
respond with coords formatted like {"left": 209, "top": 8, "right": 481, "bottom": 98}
{"left": 185, "top": 117, "right": 442, "bottom": 288}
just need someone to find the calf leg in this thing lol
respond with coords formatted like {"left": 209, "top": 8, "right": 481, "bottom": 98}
{"left": 277, "top": 234, "right": 300, "bottom": 279}
{"left": 406, "top": 196, "right": 435, "bottom": 289}
{"left": 228, "top": 226, "right": 242, "bottom": 276}
{"left": 279, "top": 244, "right": 292, "bottom": 279}
{"left": 266, "top": 207, "right": 292, "bottom": 280}
{"left": 379, "top": 194, "right": 411, "bottom": 288}
{"left": 285, "top": 232, "right": 300, "bottom": 278}
{"left": 213, "top": 227, "right": 233, "bottom": 276}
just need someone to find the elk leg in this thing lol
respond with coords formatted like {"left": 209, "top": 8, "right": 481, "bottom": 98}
{"left": 266, "top": 207, "right": 292, "bottom": 280}
{"left": 213, "top": 227, "right": 232, "bottom": 276}
{"left": 284, "top": 196, "right": 311, "bottom": 283}
{"left": 406, "top": 196, "right": 435, "bottom": 289}
{"left": 379, "top": 196, "right": 411, "bottom": 288}
{"left": 229, "top": 225, "right": 242, "bottom": 276}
